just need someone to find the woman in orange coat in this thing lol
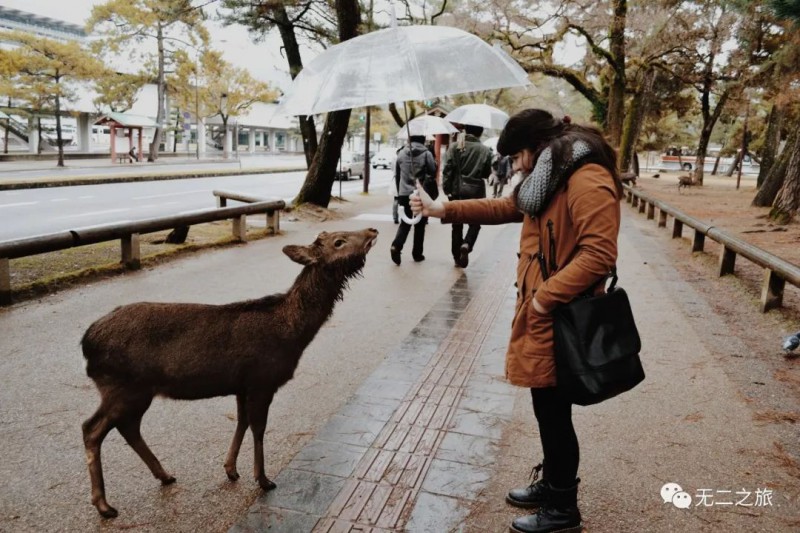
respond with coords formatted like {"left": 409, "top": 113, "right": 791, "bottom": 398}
{"left": 411, "top": 109, "right": 622, "bottom": 533}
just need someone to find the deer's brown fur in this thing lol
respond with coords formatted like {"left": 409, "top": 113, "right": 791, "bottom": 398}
{"left": 81, "top": 228, "right": 378, "bottom": 518}
{"left": 677, "top": 174, "right": 695, "bottom": 191}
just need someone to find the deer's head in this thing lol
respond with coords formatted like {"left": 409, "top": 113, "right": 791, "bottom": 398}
{"left": 283, "top": 228, "right": 378, "bottom": 277}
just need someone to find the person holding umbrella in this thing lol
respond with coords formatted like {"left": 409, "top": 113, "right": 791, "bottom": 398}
{"left": 442, "top": 124, "right": 493, "bottom": 268}
{"left": 411, "top": 109, "right": 623, "bottom": 533}
{"left": 390, "top": 135, "right": 438, "bottom": 264}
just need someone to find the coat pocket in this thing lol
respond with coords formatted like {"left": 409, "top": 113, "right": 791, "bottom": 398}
{"left": 526, "top": 297, "right": 553, "bottom": 352}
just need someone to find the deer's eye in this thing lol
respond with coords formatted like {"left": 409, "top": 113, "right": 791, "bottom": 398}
{"left": 334, "top": 239, "right": 346, "bottom": 248}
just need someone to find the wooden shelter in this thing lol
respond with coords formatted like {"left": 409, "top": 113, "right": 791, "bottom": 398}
{"left": 94, "top": 112, "right": 158, "bottom": 163}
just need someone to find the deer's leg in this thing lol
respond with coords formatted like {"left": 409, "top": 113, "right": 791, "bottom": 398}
{"left": 116, "top": 396, "right": 175, "bottom": 485}
{"left": 224, "top": 394, "right": 248, "bottom": 481}
{"left": 82, "top": 400, "right": 119, "bottom": 518}
{"left": 247, "top": 393, "right": 276, "bottom": 491}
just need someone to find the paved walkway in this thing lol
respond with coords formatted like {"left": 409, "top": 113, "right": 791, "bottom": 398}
{"left": 233, "top": 229, "right": 519, "bottom": 532}
{"left": 1, "top": 179, "right": 798, "bottom": 532}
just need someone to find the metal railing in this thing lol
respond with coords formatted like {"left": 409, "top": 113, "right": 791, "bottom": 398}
{"left": 0, "top": 193, "right": 284, "bottom": 305}
{"left": 623, "top": 184, "right": 799, "bottom": 313}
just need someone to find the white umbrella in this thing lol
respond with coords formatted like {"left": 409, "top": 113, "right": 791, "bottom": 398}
{"left": 483, "top": 136, "right": 500, "bottom": 152}
{"left": 396, "top": 115, "right": 458, "bottom": 139}
{"left": 277, "top": 25, "right": 530, "bottom": 116}
{"left": 0, "top": 110, "right": 9, "bottom": 119}
{"left": 445, "top": 103, "right": 509, "bottom": 130}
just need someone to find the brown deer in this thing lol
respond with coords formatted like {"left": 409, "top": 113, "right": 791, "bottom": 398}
{"left": 80, "top": 228, "right": 378, "bottom": 518}
{"left": 677, "top": 174, "right": 695, "bottom": 192}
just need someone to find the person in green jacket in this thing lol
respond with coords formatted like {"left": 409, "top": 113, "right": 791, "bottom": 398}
{"left": 442, "top": 124, "right": 493, "bottom": 267}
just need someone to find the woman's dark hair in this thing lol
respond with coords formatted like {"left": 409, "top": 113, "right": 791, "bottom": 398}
{"left": 497, "top": 109, "right": 621, "bottom": 195}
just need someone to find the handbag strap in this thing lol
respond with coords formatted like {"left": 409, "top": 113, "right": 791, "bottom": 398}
{"left": 584, "top": 266, "right": 618, "bottom": 295}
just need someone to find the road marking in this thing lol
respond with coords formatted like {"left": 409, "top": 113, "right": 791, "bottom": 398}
{"left": 78, "top": 195, "right": 94, "bottom": 199}
{"left": 133, "top": 189, "right": 211, "bottom": 200}
{"left": 50, "top": 198, "right": 69, "bottom": 202}
{"left": 56, "top": 208, "right": 131, "bottom": 219}
{"left": 0, "top": 201, "right": 38, "bottom": 208}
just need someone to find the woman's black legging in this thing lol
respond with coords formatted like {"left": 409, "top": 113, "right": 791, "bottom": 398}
{"left": 531, "top": 387, "right": 579, "bottom": 489}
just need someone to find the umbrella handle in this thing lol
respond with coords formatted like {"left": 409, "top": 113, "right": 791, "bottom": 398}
{"left": 398, "top": 190, "right": 422, "bottom": 225}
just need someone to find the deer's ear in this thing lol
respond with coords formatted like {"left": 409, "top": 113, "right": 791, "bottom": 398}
{"left": 283, "top": 245, "right": 317, "bottom": 265}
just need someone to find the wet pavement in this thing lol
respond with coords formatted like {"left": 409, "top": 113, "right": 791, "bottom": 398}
{"left": 1, "top": 177, "right": 799, "bottom": 532}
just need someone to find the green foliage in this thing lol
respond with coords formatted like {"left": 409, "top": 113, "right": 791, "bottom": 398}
{"left": 770, "top": 0, "right": 800, "bottom": 22}
{"left": 0, "top": 31, "right": 104, "bottom": 112}
{"left": 197, "top": 50, "right": 278, "bottom": 122}
{"left": 93, "top": 72, "right": 149, "bottom": 113}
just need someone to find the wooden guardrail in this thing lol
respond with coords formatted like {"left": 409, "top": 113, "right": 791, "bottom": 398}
{"left": 0, "top": 194, "right": 284, "bottom": 305}
{"left": 623, "top": 184, "right": 799, "bottom": 313}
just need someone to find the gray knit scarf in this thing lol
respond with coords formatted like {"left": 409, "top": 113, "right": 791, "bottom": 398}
{"left": 516, "top": 139, "right": 592, "bottom": 217}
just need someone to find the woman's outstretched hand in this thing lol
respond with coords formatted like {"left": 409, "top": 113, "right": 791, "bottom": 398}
{"left": 411, "top": 180, "right": 446, "bottom": 219}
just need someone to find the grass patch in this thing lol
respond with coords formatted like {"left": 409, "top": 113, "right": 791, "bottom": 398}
{"left": 8, "top": 220, "right": 273, "bottom": 303}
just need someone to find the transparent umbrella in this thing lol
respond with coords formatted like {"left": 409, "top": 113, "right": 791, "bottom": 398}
{"left": 277, "top": 25, "right": 530, "bottom": 116}
{"left": 396, "top": 115, "right": 458, "bottom": 139}
{"left": 445, "top": 103, "right": 509, "bottom": 130}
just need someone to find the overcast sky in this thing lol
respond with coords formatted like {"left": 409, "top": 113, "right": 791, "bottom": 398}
{"left": 1, "top": 0, "right": 294, "bottom": 89}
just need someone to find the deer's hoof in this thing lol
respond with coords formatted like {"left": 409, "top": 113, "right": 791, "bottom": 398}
{"left": 258, "top": 477, "right": 277, "bottom": 491}
{"left": 97, "top": 503, "right": 119, "bottom": 519}
{"left": 161, "top": 475, "right": 176, "bottom": 486}
{"left": 226, "top": 469, "right": 240, "bottom": 482}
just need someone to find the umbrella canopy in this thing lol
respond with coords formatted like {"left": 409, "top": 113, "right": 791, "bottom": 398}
{"left": 0, "top": 110, "right": 9, "bottom": 119}
{"left": 445, "top": 103, "right": 509, "bottom": 130}
{"left": 277, "top": 25, "right": 530, "bottom": 116}
{"left": 396, "top": 115, "right": 458, "bottom": 139}
{"left": 483, "top": 136, "right": 500, "bottom": 152}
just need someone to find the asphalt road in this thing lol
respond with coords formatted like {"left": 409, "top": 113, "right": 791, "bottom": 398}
{"left": 0, "top": 169, "right": 394, "bottom": 241}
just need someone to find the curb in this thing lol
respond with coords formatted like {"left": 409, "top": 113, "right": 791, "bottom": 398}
{"left": 0, "top": 166, "right": 307, "bottom": 191}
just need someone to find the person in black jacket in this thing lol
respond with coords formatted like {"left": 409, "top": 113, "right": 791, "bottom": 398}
{"left": 390, "top": 136, "right": 438, "bottom": 265}
{"left": 442, "top": 124, "right": 493, "bottom": 267}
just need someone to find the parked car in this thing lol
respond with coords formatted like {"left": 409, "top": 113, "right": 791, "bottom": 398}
{"left": 371, "top": 150, "right": 396, "bottom": 169}
{"left": 336, "top": 152, "right": 366, "bottom": 180}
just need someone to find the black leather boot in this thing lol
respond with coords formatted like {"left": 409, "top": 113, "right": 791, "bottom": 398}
{"left": 506, "top": 464, "right": 551, "bottom": 509}
{"left": 510, "top": 481, "right": 582, "bottom": 533}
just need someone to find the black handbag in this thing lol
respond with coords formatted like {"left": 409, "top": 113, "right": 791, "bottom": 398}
{"left": 550, "top": 268, "right": 645, "bottom": 406}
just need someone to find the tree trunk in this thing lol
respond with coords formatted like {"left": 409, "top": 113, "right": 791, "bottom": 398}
{"left": 693, "top": 126, "right": 713, "bottom": 185}
{"left": 618, "top": 70, "right": 653, "bottom": 172}
{"left": 37, "top": 117, "right": 42, "bottom": 155}
{"left": 753, "top": 126, "right": 796, "bottom": 207}
{"left": 293, "top": 0, "right": 361, "bottom": 208}
{"left": 388, "top": 103, "right": 405, "bottom": 127}
{"left": 149, "top": 22, "right": 165, "bottom": 162}
{"left": 54, "top": 82, "right": 64, "bottom": 168}
{"left": 770, "top": 134, "right": 800, "bottom": 223}
{"left": 605, "top": 0, "right": 627, "bottom": 147}
{"left": 173, "top": 107, "right": 180, "bottom": 153}
{"left": 275, "top": 5, "right": 317, "bottom": 167}
{"left": 724, "top": 150, "right": 741, "bottom": 177}
{"left": 711, "top": 151, "right": 721, "bottom": 175}
{"left": 757, "top": 102, "right": 783, "bottom": 187}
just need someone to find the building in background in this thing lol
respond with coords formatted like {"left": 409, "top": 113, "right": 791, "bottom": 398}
{"left": 0, "top": 6, "right": 300, "bottom": 157}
